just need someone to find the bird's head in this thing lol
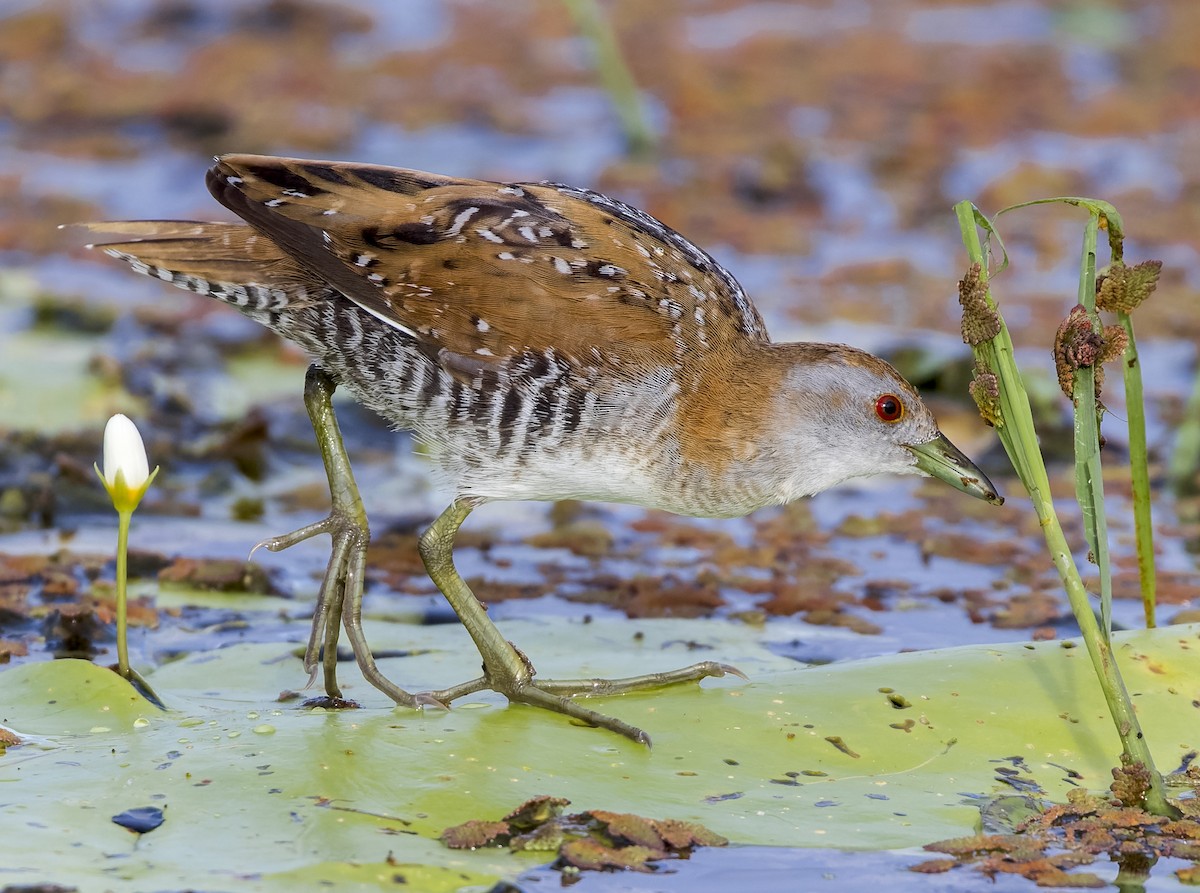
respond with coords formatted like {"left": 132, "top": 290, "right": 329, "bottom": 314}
{"left": 768, "top": 343, "right": 1003, "bottom": 505}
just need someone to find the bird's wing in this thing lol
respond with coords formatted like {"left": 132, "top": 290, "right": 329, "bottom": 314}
{"left": 201, "top": 154, "right": 770, "bottom": 367}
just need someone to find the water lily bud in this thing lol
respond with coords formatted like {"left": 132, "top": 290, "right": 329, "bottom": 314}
{"left": 96, "top": 413, "right": 158, "bottom": 513}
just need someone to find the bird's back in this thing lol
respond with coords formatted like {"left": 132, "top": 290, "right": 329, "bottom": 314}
{"left": 82, "top": 155, "right": 783, "bottom": 512}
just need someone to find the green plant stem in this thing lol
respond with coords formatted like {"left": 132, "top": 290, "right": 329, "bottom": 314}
{"left": 561, "top": 0, "right": 656, "bottom": 156}
{"left": 1071, "top": 212, "right": 1113, "bottom": 639}
{"left": 954, "top": 209, "right": 1040, "bottom": 495}
{"left": 1073, "top": 358, "right": 1110, "bottom": 640}
{"left": 116, "top": 508, "right": 131, "bottom": 679}
{"left": 955, "top": 202, "right": 1176, "bottom": 818}
{"left": 1169, "top": 360, "right": 1200, "bottom": 496}
{"left": 1102, "top": 229, "right": 1157, "bottom": 626}
{"left": 1117, "top": 313, "right": 1157, "bottom": 627}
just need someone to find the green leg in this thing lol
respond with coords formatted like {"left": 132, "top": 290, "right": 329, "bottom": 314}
{"left": 257, "top": 366, "right": 419, "bottom": 707}
{"left": 417, "top": 500, "right": 741, "bottom": 745}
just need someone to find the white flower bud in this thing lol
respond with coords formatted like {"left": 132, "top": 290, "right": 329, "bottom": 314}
{"left": 103, "top": 414, "right": 149, "bottom": 489}
{"left": 96, "top": 414, "right": 158, "bottom": 513}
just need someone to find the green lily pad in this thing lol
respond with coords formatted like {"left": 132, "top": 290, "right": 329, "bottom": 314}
{"left": 0, "top": 267, "right": 304, "bottom": 433}
{"left": 2, "top": 619, "right": 1198, "bottom": 891}
{"left": 0, "top": 330, "right": 133, "bottom": 433}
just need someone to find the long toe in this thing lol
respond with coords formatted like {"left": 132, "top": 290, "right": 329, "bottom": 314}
{"left": 533, "top": 660, "right": 743, "bottom": 696}
{"left": 509, "top": 685, "right": 652, "bottom": 746}
{"left": 251, "top": 516, "right": 341, "bottom": 556}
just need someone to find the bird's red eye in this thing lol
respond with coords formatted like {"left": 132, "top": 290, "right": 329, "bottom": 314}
{"left": 875, "top": 394, "right": 904, "bottom": 423}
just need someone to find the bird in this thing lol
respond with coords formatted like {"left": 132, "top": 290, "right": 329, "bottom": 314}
{"left": 79, "top": 154, "right": 1002, "bottom": 743}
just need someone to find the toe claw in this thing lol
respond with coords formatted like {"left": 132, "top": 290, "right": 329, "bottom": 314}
{"left": 414, "top": 692, "right": 450, "bottom": 710}
{"left": 718, "top": 663, "right": 749, "bottom": 680}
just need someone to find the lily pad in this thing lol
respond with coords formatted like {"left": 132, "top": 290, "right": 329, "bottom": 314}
{"left": 1, "top": 619, "right": 1198, "bottom": 891}
{"left": 0, "top": 330, "right": 133, "bottom": 434}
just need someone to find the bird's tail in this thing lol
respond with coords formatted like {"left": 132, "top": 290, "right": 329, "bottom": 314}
{"left": 72, "top": 220, "right": 327, "bottom": 317}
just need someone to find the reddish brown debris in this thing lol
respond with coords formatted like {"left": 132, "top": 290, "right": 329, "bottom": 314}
{"left": 440, "top": 795, "right": 725, "bottom": 874}
{"left": 921, "top": 779, "right": 1200, "bottom": 885}
{"left": 561, "top": 839, "right": 663, "bottom": 872}
{"left": 158, "top": 557, "right": 278, "bottom": 594}
{"left": 440, "top": 820, "right": 511, "bottom": 850}
{"left": 502, "top": 795, "right": 571, "bottom": 831}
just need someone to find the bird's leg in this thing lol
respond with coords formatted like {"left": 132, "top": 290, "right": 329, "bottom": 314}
{"left": 256, "top": 365, "right": 419, "bottom": 707}
{"left": 417, "top": 500, "right": 740, "bottom": 744}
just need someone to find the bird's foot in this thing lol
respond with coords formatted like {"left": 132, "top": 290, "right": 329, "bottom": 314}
{"left": 253, "top": 515, "right": 347, "bottom": 693}
{"left": 252, "top": 365, "right": 440, "bottom": 708}
{"left": 420, "top": 647, "right": 743, "bottom": 746}
{"left": 255, "top": 508, "right": 444, "bottom": 709}
{"left": 416, "top": 501, "right": 746, "bottom": 743}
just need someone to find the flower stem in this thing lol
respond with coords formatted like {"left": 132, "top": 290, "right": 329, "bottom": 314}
{"left": 116, "top": 508, "right": 132, "bottom": 679}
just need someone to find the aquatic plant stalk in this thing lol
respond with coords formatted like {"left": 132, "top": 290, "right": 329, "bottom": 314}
{"left": 1118, "top": 315, "right": 1157, "bottom": 627}
{"left": 955, "top": 201, "right": 1175, "bottom": 818}
{"left": 1169, "top": 363, "right": 1200, "bottom": 497}
{"left": 993, "top": 199, "right": 1124, "bottom": 636}
{"left": 1091, "top": 229, "right": 1158, "bottom": 628}
{"left": 561, "top": 0, "right": 656, "bottom": 155}
{"left": 1066, "top": 211, "right": 1113, "bottom": 637}
{"left": 1095, "top": 226, "right": 1158, "bottom": 629}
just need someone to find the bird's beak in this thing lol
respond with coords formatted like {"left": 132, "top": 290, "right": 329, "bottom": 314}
{"left": 905, "top": 433, "right": 1004, "bottom": 505}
